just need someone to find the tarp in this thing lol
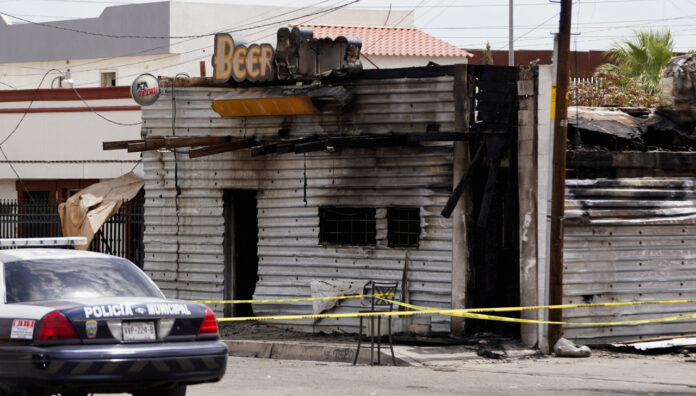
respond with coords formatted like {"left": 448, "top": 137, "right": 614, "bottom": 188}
{"left": 58, "top": 172, "right": 144, "bottom": 250}
{"left": 309, "top": 279, "right": 368, "bottom": 315}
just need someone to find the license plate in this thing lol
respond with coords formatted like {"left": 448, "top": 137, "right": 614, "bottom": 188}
{"left": 122, "top": 321, "right": 156, "bottom": 341}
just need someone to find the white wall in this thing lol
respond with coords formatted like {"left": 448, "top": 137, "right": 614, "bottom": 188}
{"left": 0, "top": 97, "right": 142, "bottom": 180}
{"left": 0, "top": 54, "right": 190, "bottom": 90}
{"left": 0, "top": 180, "right": 17, "bottom": 200}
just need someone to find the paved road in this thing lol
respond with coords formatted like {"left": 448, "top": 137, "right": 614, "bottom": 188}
{"left": 186, "top": 354, "right": 696, "bottom": 395}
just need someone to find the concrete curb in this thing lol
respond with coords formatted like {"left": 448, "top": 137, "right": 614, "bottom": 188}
{"left": 224, "top": 340, "right": 411, "bottom": 366}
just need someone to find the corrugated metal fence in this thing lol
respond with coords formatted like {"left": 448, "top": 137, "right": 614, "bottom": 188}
{"left": 563, "top": 178, "right": 696, "bottom": 344}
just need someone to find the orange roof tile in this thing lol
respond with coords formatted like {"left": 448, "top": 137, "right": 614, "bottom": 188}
{"left": 299, "top": 25, "right": 472, "bottom": 58}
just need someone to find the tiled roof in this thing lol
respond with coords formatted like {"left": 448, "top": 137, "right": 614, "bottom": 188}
{"left": 299, "top": 25, "right": 472, "bottom": 58}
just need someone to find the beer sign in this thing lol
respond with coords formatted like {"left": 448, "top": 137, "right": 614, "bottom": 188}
{"left": 212, "top": 34, "right": 274, "bottom": 83}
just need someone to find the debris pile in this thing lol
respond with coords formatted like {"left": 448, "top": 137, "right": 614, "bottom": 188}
{"left": 569, "top": 54, "right": 696, "bottom": 152}
{"left": 659, "top": 53, "right": 696, "bottom": 128}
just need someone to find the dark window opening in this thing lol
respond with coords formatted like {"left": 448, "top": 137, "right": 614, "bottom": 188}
{"left": 387, "top": 207, "right": 420, "bottom": 247}
{"left": 319, "top": 207, "right": 376, "bottom": 245}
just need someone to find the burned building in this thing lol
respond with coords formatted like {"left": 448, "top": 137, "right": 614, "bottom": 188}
{"left": 107, "top": 27, "right": 546, "bottom": 343}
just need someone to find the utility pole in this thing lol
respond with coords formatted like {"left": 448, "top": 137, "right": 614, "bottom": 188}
{"left": 508, "top": 0, "right": 514, "bottom": 66}
{"left": 548, "top": 0, "right": 572, "bottom": 349}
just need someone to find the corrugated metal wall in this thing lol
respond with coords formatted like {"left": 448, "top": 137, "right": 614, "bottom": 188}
{"left": 563, "top": 178, "right": 696, "bottom": 344}
{"left": 140, "top": 76, "right": 455, "bottom": 333}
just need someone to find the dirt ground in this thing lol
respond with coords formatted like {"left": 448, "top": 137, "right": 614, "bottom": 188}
{"left": 219, "top": 321, "right": 358, "bottom": 343}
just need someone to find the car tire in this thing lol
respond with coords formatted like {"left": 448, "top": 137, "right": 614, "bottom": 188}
{"left": 132, "top": 385, "right": 186, "bottom": 396}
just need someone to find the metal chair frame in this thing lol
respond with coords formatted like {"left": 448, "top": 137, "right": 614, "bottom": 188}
{"left": 353, "top": 280, "right": 398, "bottom": 365}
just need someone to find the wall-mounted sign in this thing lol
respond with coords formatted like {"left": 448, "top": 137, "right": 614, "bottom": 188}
{"left": 212, "top": 34, "right": 274, "bottom": 83}
{"left": 131, "top": 73, "right": 160, "bottom": 106}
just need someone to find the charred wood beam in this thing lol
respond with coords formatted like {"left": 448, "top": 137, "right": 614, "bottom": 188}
{"left": 164, "top": 136, "right": 229, "bottom": 149}
{"left": 107, "top": 136, "right": 235, "bottom": 152}
{"left": 441, "top": 141, "right": 486, "bottom": 218}
{"left": 407, "top": 132, "right": 475, "bottom": 142}
{"left": 109, "top": 131, "right": 481, "bottom": 156}
{"left": 250, "top": 144, "right": 278, "bottom": 157}
{"left": 330, "top": 135, "right": 414, "bottom": 149}
{"left": 251, "top": 136, "right": 322, "bottom": 156}
{"left": 251, "top": 131, "right": 478, "bottom": 157}
{"left": 103, "top": 139, "right": 144, "bottom": 150}
{"left": 128, "top": 138, "right": 166, "bottom": 152}
{"left": 294, "top": 139, "right": 329, "bottom": 153}
{"left": 188, "top": 139, "right": 256, "bottom": 158}
{"left": 279, "top": 136, "right": 321, "bottom": 154}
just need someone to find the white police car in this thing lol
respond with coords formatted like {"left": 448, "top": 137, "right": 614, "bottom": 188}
{"left": 0, "top": 239, "right": 227, "bottom": 396}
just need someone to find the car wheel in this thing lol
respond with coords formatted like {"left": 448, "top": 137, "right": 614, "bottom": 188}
{"left": 132, "top": 385, "right": 186, "bottom": 396}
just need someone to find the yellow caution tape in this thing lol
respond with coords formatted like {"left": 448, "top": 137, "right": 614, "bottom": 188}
{"left": 217, "top": 308, "right": 442, "bottom": 322}
{"left": 380, "top": 296, "right": 696, "bottom": 313}
{"left": 454, "top": 311, "right": 696, "bottom": 326}
{"left": 199, "top": 293, "right": 696, "bottom": 311}
{"left": 462, "top": 298, "right": 696, "bottom": 313}
{"left": 217, "top": 307, "right": 696, "bottom": 326}
{"left": 195, "top": 293, "right": 394, "bottom": 305}
{"left": 214, "top": 297, "right": 696, "bottom": 326}
{"left": 383, "top": 298, "right": 696, "bottom": 326}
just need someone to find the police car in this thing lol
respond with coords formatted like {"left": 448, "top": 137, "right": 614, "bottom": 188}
{"left": 0, "top": 238, "right": 227, "bottom": 396}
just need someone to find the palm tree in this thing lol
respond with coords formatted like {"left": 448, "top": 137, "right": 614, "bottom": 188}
{"left": 598, "top": 30, "right": 674, "bottom": 95}
{"left": 483, "top": 42, "right": 494, "bottom": 65}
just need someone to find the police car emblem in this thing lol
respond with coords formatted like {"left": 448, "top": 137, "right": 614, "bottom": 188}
{"left": 135, "top": 307, "right": 147, "bottom": 315}
{"left": 85, "top": 320, "right": 98, "bottom": 338}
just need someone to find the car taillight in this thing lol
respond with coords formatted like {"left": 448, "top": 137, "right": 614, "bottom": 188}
{"left": 36, "top": 310, "right": 80, "bottom": 341}
{"left": 198, "top": 306, "right": 219, "bottom": 336}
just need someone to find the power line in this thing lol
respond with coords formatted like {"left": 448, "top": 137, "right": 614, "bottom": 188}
{"left": 421, "top": 13, "right": 696, "bottom": 30}
{"left": 0, "top": 1, "right": 360, "bottom": 39}
{"left": 3, "top": 0, "right": 356, "bottom": 81}
{"left": 2, "top": 0, "right": 358, "bottom": 84}
{"left": 69, "top": 83, "right": 143, "bottom": 126}
{"left": 434, "top": 22, "right": 696, "bottom": 35}
{"left": 496, "top": 12, "right": 559, "bottom": 50}
{"left": 363, "top": 0, "right": 426, "bottom": 52}
{"left": 0, "top": 68, "right": 63, "bottom": 203}
{"left": 41, "top": 0, "right": 355, "bottom": 87}
{"left": 352, "top": 0, "right": 658, "bottom": 7}
{"left": 0, "top": 69, "right": 61, "bottom": 147}
{"left": 71, "top": 0, "right": 357, "bottom": 83}
{"left": 34, "top": 0, "right": 132, "bottom": 4}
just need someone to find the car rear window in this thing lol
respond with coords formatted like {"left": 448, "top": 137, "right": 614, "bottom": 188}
{"left": 3, "top": 257, "right": 164, "bottom": 303}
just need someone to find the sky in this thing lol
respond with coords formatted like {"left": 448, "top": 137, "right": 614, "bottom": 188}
{"left": 0, "top": 0, "right": 694, "bottom": 52}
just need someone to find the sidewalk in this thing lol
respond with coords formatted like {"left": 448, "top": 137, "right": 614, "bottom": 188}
{"left": 220, "top": 322, "right": 540, "bottom": 366}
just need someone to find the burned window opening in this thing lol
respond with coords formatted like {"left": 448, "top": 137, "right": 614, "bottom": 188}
{"left": 387, "top": 207, "right": 420, "bottom": 248}
{"left": 319, "top": 207, "right": 375, "bottom": 246}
